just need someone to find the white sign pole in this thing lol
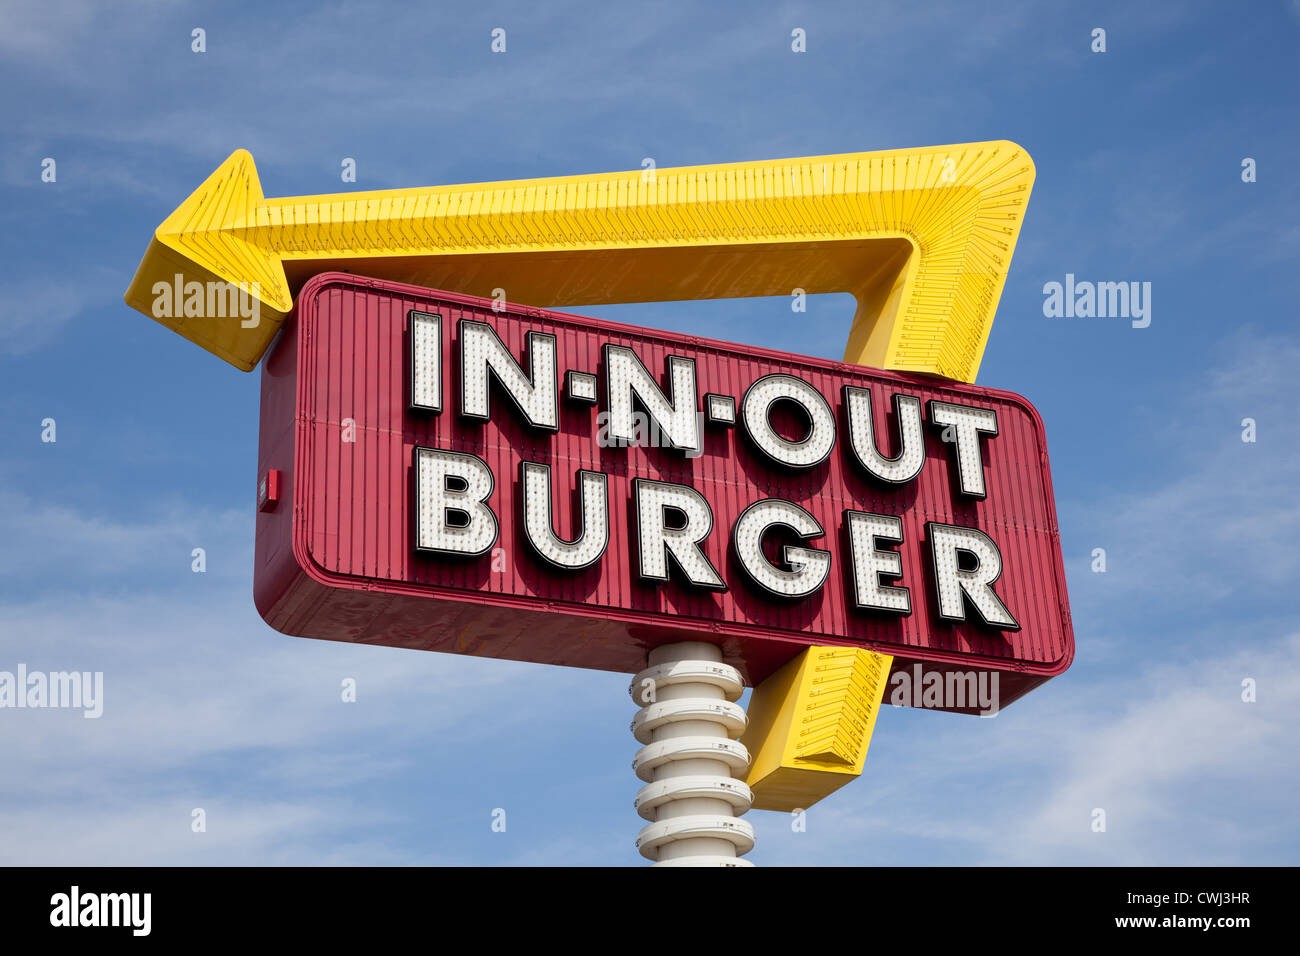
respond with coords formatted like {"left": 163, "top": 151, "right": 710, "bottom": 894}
{"left": 629, "top": 641, "right": 756, "bottom": 866}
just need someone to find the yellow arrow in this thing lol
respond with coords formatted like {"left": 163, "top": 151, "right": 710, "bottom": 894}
{"left": 741, "top": 646, "right": 894, "bottom": 811}
{"left": 124, "top": 143, "right": 1034, "bottom": 376}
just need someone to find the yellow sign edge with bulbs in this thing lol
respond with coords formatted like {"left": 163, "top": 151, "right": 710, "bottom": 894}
{"left": 123, "top": 142, "right": 1035, "bottom": 810}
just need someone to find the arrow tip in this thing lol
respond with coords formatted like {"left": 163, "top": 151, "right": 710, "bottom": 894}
{"left": 124, "top": 149, "right": 290, "bottom": 372}
{"left": 157, "top": 148, "right": 264, "bottom": 239}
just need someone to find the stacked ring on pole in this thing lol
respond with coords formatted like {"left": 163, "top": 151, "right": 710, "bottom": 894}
{"left": 629, "top": 648, "right": 756, "bottom": 866}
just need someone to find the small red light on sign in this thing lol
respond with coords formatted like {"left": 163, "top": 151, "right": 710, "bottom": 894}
{"left": 258, "top": 469, "right": 281, "bottom": 512}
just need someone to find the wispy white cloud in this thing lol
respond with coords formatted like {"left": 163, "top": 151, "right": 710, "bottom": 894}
{"left": 1062, "top": 331, "right": 1300, "bottom": 618}
{"left": 0, "top": 268, "right": 120, "bottom": 355}
{"left": 0, "top": 578, "right": 600, "bottom": 863}
{"left": 752, "top": 630, "right": 1299, "bottom": 865}
{"left": 0, "top": 0, "right": 99, "bottom": 60}
{"left": 0, "top": 486, "right": 245, "bottom": 590}
{"left": 0, "top": 0, "right": 1064, "bottom": 196}
{"left": 0, "top": 794, "right": 437, "bottom": 866}
{"left": 0, "top": 474, "right": 605, "bottom": 864}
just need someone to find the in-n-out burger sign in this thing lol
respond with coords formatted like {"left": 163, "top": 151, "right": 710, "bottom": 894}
{"left": 416, "top": 318, "right": 1016, "bottom": 629}
{"left": 255, "top": 275, "right": 1074, "bottom": 713}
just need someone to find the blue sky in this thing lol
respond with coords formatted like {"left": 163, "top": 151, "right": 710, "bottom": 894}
{"left": 1, "top": 0, "right": 1297, "bottom": 865}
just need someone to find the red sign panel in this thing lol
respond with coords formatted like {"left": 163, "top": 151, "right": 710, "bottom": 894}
{"left": 255, "top": 274, "right": 1073, "bottom": 711}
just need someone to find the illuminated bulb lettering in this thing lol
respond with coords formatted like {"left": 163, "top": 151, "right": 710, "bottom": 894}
{"left": 520, "top": 462, "right": 609, "bottom": 570}
{"left": 928, "top": 400, "right": 998, "bottom": 498}
{"left": 845, "top": 511, "right": 910, "bottom": 613}
{"left": 408, "top": 311, "right": 441, "bottom": 412}
{"left": 844, "top": 388, "right": 924, "bottom": 484}
{"left": 927, "top": 523, "right": 1019, "bottom": 629}
{"left": 604, "top": 345, "right": 700, "bottom": 455}
{"left": 740, "top": 374, "right": 836, "bottom": 469}
{"left": 414, "top": 448, "right": 499, "bottom": 557}
{"left": 733, "top": 499, "right": 830, "bottom": 599}
{"left": 404, "top": 332, "right": 1030, "bottom": 632}
{"left": 460, "top": 319, "right": 558, "bottom": 430}
{"left": 633, "top": 479, "right": 724, "bottom": 589}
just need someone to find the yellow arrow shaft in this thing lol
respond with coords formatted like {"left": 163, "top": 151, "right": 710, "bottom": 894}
{"left": 245, "top": 151, "right": 1011, "bottom": 260}
{"left": 128, "top": 143, "right": 1034, "bottom": 377}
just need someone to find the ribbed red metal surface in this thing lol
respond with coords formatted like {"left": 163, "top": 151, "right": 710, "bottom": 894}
{"left": 255, "top": 273, "right": 1073, "bottom": 711}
